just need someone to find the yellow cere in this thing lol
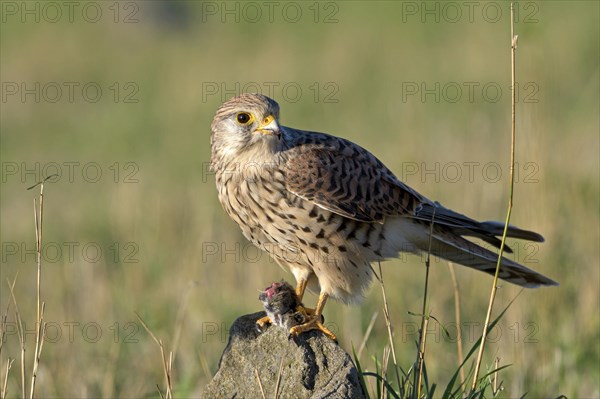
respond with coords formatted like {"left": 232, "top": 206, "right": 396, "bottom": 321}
{"left": 261, "top": 115, "right": 274, "bottom": 126}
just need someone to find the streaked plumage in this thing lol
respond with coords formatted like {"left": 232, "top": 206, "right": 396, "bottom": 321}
{"left": 210, "top": 93, "right": 557, "bottom": 335}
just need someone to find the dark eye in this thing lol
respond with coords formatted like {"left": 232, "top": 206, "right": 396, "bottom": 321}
{"left": 236, "top": 112, "right": 252, "bottom": 125}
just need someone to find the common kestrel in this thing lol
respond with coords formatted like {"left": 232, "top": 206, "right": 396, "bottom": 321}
{"left": 210, "top": 93, "right": 557, "bottom": 340}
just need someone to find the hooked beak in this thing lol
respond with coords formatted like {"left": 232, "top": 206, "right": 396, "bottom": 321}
{"left": 255, "top": 115, "right": 281, "bottom": 139}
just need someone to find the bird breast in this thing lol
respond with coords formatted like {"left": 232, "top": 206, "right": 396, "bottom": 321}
{"left": 215, "top": 158, "right": 295, "bottom": 250}
{"left": 213, "top": 154, "right": 397, "bottom": 303}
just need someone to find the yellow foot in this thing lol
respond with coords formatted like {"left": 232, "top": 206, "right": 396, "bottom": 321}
{"left": 289, "top": 315, "right": 337, "bottom": 342}
{"left": 256, "top": 315, "right": 271, "bottom": 330}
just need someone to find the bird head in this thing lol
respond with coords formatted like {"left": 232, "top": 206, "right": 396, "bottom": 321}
{"left": 211, "top": 93, "right": 282, "bottom": 164}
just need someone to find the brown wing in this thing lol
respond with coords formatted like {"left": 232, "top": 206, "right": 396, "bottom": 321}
{"left": 283, "top": 135, "right": 426, "bottom": 223}
{"left": 282, "top": 130, "right": 545, "bottom": 252}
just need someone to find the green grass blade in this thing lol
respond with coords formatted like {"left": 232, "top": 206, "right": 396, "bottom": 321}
{"left": 352, "top": 345, "right": 370, "bottom": 399}
{"left": 442, "top": 294, "right": 519, "bottom": 398}
{"left": 362, "top": 372, "right": 401, "bottom": 399}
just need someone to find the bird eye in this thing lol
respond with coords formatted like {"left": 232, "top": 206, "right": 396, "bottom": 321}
{"left": 236, "top": 112, "right": 253, "bottom": 125}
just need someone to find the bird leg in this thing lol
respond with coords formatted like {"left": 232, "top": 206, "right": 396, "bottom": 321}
{"left": 290, "top": 292, "right": 337, "bottom": 341}
{"left": 293, "top": 278, "right": 316, "bottom": 316}
{"left": 295, "top": 279, "right": 308, "bottom": 302}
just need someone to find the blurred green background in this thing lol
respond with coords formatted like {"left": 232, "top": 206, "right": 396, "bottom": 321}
{"left": 1, "top": 1, "right": 598, "bottom": 397}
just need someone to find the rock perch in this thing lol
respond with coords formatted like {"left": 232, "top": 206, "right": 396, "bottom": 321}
{"left": 201, "top": 312, "right": 366, "bottom": 398}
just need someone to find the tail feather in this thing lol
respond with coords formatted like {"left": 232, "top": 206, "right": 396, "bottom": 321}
{"left": 479, "top": 221, "right": 545, "bottom": 243}
{"left": 413, "top": 203, "right": 545, "bottom": 253}
{"left": 426, "top": 230, "right": 558, "bottom": 288}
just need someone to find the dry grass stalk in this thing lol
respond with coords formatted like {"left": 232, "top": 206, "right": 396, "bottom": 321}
{"left": 135, "top": 312, "right": 173, "bottom": 399}
{"left": 357, "top": 311, "right": 378, "bottom": 359}
{"left": 447, "top": 262, "right": 465, "bottom": 386}
{"left": 471, "top": 2, "right": 519, "bottom": 390}
{"left": 28, "top": 303, "right": 45, "bottom": 399}
{"left": 415, "top": 206, "right": 436, "bottom": 397}
{"left": 23, "top": 176, "right": 55, "bottom": 399}
{"left": 274, "top": 357, "right": 284, "bottom": 399}
{"left": 375, "top": 262, "right": 403, "bottom": 391}
{"left": 493, "top": 357, "right": 501, "bottom": 394}
{"left": 254, "top": 368, "right": 266, "bottom": 399}
{"left": 30, "top": 186, "right": 48, "bottom": 399}
{"left": 198, "top": 350, "right": 212, "bottom": 382}
{"left": 6, "top": 276, "right": 25, "bottom": 398}
{"left": 155, "top": 384, "right": 165, "bottom": 399}
{"left": 1, "top": 358, "right": 15, "bottom": 399}
{"left": 381, "top": 345, "right": 391, "bottom": 398}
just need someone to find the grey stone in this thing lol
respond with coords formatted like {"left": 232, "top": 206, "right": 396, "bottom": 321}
{"left": 202, "top": 312, "right": 367, "bottom": 399}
